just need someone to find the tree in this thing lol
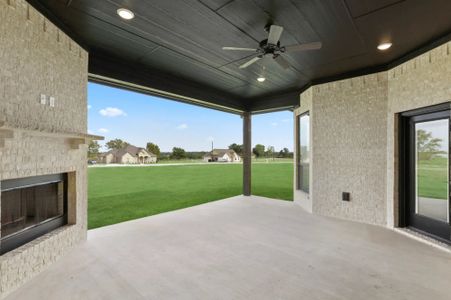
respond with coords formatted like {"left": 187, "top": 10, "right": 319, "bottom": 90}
{"left": 186, "top": 152, "right": 206, "bottom": 159}
{"left": 416, "top": 129, "right": 444, "bottom": 160}
{"left": 228, "top": 143, "right": 243, "bottom": 155}
{"left": 88, "top": 140, "right": 101, "bottom": 159}
{"left": 265, "top": 145, "right": 275, "bottom": 158}
{"left": 170, "top": 147, "right": 186, "bottom": 160}
{"left": 278, "top": 148, "right": 290, "bottom": 158}
{"left": 252, "top": 144, "right": 265, "bottom": 158}
{"left": 106, "top": 138, "right": 129, "bottom": 150}
{"left": 146, "top": 142, "right": 161, "bottom": 157}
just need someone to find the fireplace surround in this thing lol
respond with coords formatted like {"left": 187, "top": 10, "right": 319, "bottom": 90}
{"left": 1, "top": 174, "right": 68, "bottom": 255}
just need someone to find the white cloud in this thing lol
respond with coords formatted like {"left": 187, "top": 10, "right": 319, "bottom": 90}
{"left": 270, "top": 122, "right": 278, "bottom": 126}
{"left": 88, "top": 129, "right": 94, "bottom": 134}
{"left": 281, "top": 118, "right": 292, "bottom": 123}
{"left": 98, "top": 128, "right": 109, "bottom": 133}
{"left": 99, "top": 107, "right": 127, "bottom": 117}
{"left": 87, "top": 105, "right": 92, "bottom": 110}
{"left": 176, "top": 123, "right": 188, "bottom": 130}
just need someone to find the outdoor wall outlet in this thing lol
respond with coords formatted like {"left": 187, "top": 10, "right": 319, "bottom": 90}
{"left": 342, "top": 192, "right": 350, "bottom": 201}
{"left": 40, "top": 94, "right": 46, "bottom": 105}
{"left": 49, "top": 96, "right": 55, "bottom": 107}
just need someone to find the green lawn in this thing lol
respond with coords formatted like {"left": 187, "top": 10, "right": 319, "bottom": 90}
{"left": 417, "top": 156, "right": 448, "bottom": 199}
{"left": 88, "top": 163, "right": 293, "bottom": 229}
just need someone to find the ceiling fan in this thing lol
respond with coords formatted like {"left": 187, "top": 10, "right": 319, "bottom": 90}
{"left": 222, "top": 24, "right": 322, "bottom": 70}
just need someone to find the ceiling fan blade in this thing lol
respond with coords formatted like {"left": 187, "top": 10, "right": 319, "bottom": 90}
{"left": 239, "top": 56, "right": 261, "bottom": 69}
{"left": 222, "top": 47, "right": 258, "bottom": 52}
{"left": 274, "top": 55, "right": 290, "bottom": 69}
{"left": 267, "top": 25, "right": 283, "bottom": 45}
{"left": 284, "top": 42, "right": 322, "bottom": 52}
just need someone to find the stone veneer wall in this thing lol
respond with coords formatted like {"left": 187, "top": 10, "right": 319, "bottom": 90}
{"left": 386, "top": 43, "right": 451, "bottom": 227}
{"left": 295, "top": 41, "right": 451, "bottom": 227}
{"left": 0, "top": 0, "right": 88, "bottom": 298}
{"left": 295, "top": 73, "right": 389, "bottom": 225}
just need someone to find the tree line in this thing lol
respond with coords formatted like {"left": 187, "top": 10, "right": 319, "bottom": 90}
{"left": 88, "top": 139, "right": 292, "bottom": 161}
{"left": 229, "top": 143, "right": 292, "bottom": 158}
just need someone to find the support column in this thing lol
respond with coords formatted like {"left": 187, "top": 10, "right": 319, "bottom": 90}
{"left": 243, "top": 111, "right": 252, "bottom": 196}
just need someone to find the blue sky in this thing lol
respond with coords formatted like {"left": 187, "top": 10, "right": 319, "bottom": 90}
{"left": 88, "top": 83, "right": 293, "bottom": 152}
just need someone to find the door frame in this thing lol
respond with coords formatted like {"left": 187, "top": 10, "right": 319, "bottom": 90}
{"left": 398, "top": 102, "right": 451, "bottom": 242}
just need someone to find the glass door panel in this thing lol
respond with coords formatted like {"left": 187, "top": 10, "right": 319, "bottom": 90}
{"left": 402, "top": 106, "right": 451, "bottom": 242}
{"left": 415, "top": 119, "right": 449, "bottom": 223}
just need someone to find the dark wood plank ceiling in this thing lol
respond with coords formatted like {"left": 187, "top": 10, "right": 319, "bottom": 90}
{"left": 28, "top": 0, "right": 451, "bottom": 112}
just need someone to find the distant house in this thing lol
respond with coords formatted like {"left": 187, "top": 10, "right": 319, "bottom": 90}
{"left": 203, "top": 149, "right": 241, "bottom": 163}
{"left": 99, "top": 145, "right": 157, "bottom": 164}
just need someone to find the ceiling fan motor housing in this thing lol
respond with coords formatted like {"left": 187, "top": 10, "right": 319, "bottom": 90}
{"left": 259, "top": 39, "right": 281, "bottom": 56}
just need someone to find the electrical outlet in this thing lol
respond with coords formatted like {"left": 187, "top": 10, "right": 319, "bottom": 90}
{"left": 342, "top": 192, "right": 351, "bottom": 201}
{"left": 40, "top": 94, "right": 46, "bottom": 105}
{"left": 49, "top": 96, "right": 55, "bottom": 107}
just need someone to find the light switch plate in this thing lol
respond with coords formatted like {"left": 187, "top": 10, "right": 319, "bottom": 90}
{"left": 40, "top": 94, "right": 46, "bottom": 105}
{"left": 49, "top": 96, "right": 55, "bottom": 107}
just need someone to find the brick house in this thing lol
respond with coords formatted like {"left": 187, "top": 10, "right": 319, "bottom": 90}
{"left": 100, "top": 145, "right": 157, "bottom": 164}
{"left": 203, "top": 149, "right": 241, "bottom": 162}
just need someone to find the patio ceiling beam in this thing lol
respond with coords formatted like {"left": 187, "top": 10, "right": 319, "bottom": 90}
{"left": 248, "top": 90, "right": 301, "bottom": 113}
{"left": 89, "top": 52, "right": 246, "bottom": 114}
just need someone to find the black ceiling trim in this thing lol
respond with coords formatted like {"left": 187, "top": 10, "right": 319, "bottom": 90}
{"left": 248, "top": 90, "right": 300, "bottom": 112}
{"left": 341, "top": 0, "right": 369, "bottom": 54}
{"left": 25, "top": 0, "right": 89, "bottom": 51}
{"left": 251, "top": 105, "right": 296, "bottom": 115}
{"left": 198, "top": 0, "right": 259, "bottom": 43}
{"left": 310, "top": 63, "right": 388, "bottom": 87}
{"left": 309, "top": 29, "right": 451, "bottom": 87}
{"left": 212, "top": 0, "right": 235, "bottom": 12}
{"left": 287, "top": 0, "right": 323, "bottom": 43}
{"left": 89, "top": 74, "right": 243, "bottom": 115}
{"left": 89, "top": 51, "right": 246, "bottom": 113}
{"left": 385, "top": 29, "right": 451, "bottom": 70}
{"left": 350, "top": 0, "right": 406, "bottom": 19}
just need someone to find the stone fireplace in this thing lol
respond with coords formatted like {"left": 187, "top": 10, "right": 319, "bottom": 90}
{"left": 0, "top": 0, "right": 99, "bottom": 297}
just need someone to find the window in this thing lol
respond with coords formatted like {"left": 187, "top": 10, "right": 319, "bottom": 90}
{"left": 297, "top": 112, "right": 310, "bottom": 192}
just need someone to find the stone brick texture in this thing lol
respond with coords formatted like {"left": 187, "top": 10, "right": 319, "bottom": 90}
{"left": 295, "top": 41, "right": 451, "bottom": 227}
{"left": 0, "top": 0, "right": 88, "bottom": 297}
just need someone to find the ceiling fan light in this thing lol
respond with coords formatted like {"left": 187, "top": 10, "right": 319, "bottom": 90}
{"left": 117, "top": 8, "right": 135, "bottom": 20}
{"left": 257, "top": 77, "right": 266, "bottom": 82}
{"left": 377, "top": 42, "right": 392, "bottom": 51}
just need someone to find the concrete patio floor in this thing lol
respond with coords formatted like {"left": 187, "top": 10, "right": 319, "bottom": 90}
{"left": 6, "top": 196, "right": 451, "bottom": 300}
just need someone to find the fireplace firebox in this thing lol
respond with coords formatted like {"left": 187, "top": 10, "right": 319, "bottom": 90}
{"left": 1, "top": 174, "right": 68, "bottom": 255}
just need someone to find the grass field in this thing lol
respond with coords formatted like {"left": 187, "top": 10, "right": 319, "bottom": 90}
{"left": 417, "top": 156, "right": 448, "bottom": 199}
{"left": 88, "top": 163, "right": 293, "bottom": 229}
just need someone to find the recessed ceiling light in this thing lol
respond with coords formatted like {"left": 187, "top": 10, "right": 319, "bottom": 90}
{"left": 377, "top": 42, "right": 392, "bottom": 51}
{"left": 117, "top": 8, "right": 134, "bottom": 20}
{"left": 257, "top": 77, "right": 266, "bottom": 82}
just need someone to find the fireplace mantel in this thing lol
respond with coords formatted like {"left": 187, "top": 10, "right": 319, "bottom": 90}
{"left": 0, "top": 125, "right": 103, "bottom": 149}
